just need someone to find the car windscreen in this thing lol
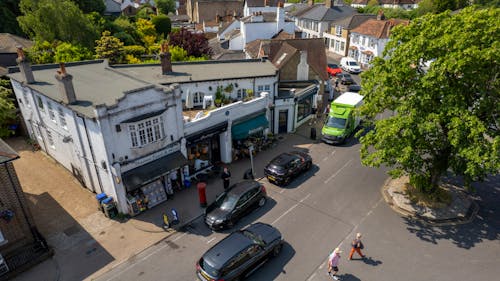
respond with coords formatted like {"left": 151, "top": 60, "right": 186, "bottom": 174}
{"left": 347, "top": 61, "right": 358, "bottom": 66}
{"left": 219, "top": 193, "right": 239, "bottom": 211}
{"left": 326, "top": 116, "right": 347, "bottom": 129}
{"left": 199, "top": 257, "right": 219, "bottom": 277}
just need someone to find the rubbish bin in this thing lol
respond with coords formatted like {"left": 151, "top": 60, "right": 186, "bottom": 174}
{"left": 197, "top": 182, "right": 207, "bottom": 207}
{"left": 243, "top": 169, "right": 254, "bottom": 180}
{"left": 310, "top": 127, "right": 317, "bottom": 140}
{"left": 102, "top": 197, "right": 117, "bottom": 219}
{"left": 96, "top": 193, "right": 107, "bottom": 212}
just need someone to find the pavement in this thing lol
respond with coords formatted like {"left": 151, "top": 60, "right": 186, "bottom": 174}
{"left": 6, "top": 122, "right": 322, "bottom": 281}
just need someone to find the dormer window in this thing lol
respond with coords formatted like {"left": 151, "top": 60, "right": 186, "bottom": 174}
{"left": 128, "top": 116, "right": 165, "bottom": 148}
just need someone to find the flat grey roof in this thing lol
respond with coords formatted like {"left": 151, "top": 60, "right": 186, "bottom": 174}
{"left": 112, "top": 59, "right": 277, "bottom": 85}
{"left": 8, "top": 59, "right": 277, "bottom": 118}
{"left": 8, "top": 60, "right": 150, "bottom": 118}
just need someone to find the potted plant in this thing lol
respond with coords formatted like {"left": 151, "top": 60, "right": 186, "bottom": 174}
{"left": 224, "top": 84, "right": 234, "bottom": 93}
{"left": 215, "top": 86, "right": 224, "bottom": 106}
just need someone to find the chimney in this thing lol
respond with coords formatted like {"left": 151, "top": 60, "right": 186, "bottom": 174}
{"left": 377, "top": 9, "right": 385, "bottom": 20}
{"left": 160, "top": 42, "right": 172, "bottom": 74}
{"left": 265, "top": 0, "right": 269, "bottom": 6}
{"left": 325, "top": 0, "right": 332, "bottom": 9}
{"left": 16, "top": 47, "right": 35, "bottom": 84}
{"left": 308, "top": 0, "right": 314, "bottom": 6}
{"left": 55, "top": 63, "right": 77, "bottom": 104}
{"left": 215, "top": 13, "right": 219, "bottom": 23}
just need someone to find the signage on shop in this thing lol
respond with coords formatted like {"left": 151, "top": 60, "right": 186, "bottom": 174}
{"left": 248, "top": 126, "right": 264, "bottom": 135}
{"left": 122, "top": 142, "right": 181, "bottom": 171}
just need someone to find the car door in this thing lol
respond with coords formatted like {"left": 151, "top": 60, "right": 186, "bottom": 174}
{"left": 245, "top": 187, "right": 260, "bottom": 210}
{"left": 231, "top": 193, "right": 250, "bottom": 221}
{"left": 220, "top": 247, "right": 251, "bottom": 280}
{"left": 290, "top": 157, "right": 302, "bottom": 175}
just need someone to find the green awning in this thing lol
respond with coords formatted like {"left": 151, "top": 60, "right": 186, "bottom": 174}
{"left": 232, "top": 114, "right": 269, "bottom": 140}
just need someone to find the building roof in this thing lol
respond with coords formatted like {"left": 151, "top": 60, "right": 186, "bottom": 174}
{"left": 0, "top": 33, "right": 33, "bottom": 53}
{"left": 8, "top": 60, "right": 151, "bottom": 118}
{"left": 245, "top": 0, "right": 281, "bottom": 7}
{"left": 333, "top": 13, "right": 376, "bottom": 29}
{"left": 297, "top": 4, "right": 355, "bottom": 22}
{"left": 351, "top": 0, "right": 419, "bottom": 5}
{"left": 350, "top": 18, "right": 409, "bottom": 38}
{"left": 271, "top": 30, "right": 294, "bottom": 39}
{"left": 241, "top": 12, "right": 278, "bottom": 23}
{"left": 285, "top": 3, "right": 314, "bottom": 17}
{"left": 0, "top": 139, "right": 19, "bottom": 164}
{"left": 269, "top": 38, "right": 328, "bottom": 81}
{"left": 114, "top": 59, "right": 277, "bottom": 85}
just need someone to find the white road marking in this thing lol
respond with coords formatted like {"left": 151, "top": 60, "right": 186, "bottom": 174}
{"left": 271, "top": 193, "right": 311, "bottom": 225}
{"left": 206, "top": 237, "right": 216, "bottom": 244}
{"left": 323, "top": 150, "right": 336, "bottom": 162}
{"left": 324, "top": 159, "right": 353, "bottom": 184}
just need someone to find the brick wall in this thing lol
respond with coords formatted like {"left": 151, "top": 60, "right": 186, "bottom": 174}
{"left": 0, "top": 162, "right": 35, "bottom": 256}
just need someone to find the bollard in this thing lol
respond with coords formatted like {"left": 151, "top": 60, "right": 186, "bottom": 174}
{"left": 310, "top": 127, "right": 317, "bottom": 140}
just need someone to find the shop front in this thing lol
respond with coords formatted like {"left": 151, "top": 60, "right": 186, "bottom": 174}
{"left": 121, "top": 151, "right": 188, "bottom": 216}
{"left": 232, "top": 113, "right": 273, "bottom": 161}
{"left": 184, "top": 121, "right": 227, "bottom": 176}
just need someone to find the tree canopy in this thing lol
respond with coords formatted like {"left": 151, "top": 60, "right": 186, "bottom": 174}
{"left": 169, "top": 28, "right": 212, "bottom": 58}
{"left": 95, "top": 31, "right": 124, "bottom": 64}
{"left": 0, "top": 80, "right": 17, "bottom": 138}
{"left": 156, "top": 0, "right": 176, "bottom": 15}
{"left": 358, "top": 7, "right": 500, "bottom": 192}
{"left": 152, "top": 14, "right": 172, "bottom": 39}
{"left": 18, "top": 0, "right": 99, "bottom": 48}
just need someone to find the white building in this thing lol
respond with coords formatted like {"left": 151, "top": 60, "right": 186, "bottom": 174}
{"left": 323, "top": 14, "right": 376, "bottom": 57}
{"left": 8, "top": 48, "right": 278, "bottom": 216}
{"left": 348, "top": 14, "right": 409, "bottom": 66}
{"left": 350, "top": 0, "right": 420, "bottom": 10}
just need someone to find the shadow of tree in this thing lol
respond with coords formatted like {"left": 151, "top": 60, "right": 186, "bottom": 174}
{"left": 403, "top": 175, "right": 500, "bottom": 249}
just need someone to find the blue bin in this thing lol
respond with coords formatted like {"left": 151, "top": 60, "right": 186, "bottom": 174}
{"left": 184, "top": 179, "right": 191, "bottom": 188}
{"left": 96, "top": 193, "right": 107, "bottom": 211}
{"left": 102, "top": 197, "right": 114, "bottom": 204}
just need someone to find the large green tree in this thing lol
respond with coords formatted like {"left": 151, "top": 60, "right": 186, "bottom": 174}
{"left": 70, "top": 0, "right": 105, "bottom": 14}
{"left": 0, "top": 80, "right": 16, "bottom": 138}
{"left": 95, "top": 31, "right": 124, "bottom": 64}
{"left": 358, "top": 7, "right": 500, "bottom": 193}
{"left": 17, "top": 0, "right": 99, "bottom": 48}
{"left": 151, "top": 14, "right": 172, "bottom": 39}
{"left": 156, "top": 0, "right": 176, "bottom": 15}
{"left": 0, "top": 0, "right": 23, "bottom": 35}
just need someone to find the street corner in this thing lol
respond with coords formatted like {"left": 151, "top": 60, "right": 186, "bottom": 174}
{"left": 381, "top": 176, "right": 479, "bottom": 226}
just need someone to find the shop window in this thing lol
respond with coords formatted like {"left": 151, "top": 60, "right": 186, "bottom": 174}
{"left": 58, "top": 107, "right": 67, "bottom": 130}
{"left": 128, "top": 116, "right": 164, "bottom": 148}
{"left": 297, "top": 96, "right": 313, "bottom": 122}
{"left": 48, "top": 102, "right": 56, "bottom": 123}
{"left": 193, "top": 92, "right": 204, "bottom": 104}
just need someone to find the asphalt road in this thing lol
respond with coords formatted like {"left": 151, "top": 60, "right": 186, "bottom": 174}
{"left": 93, "top": 60, "right": 499, "bottom": 281}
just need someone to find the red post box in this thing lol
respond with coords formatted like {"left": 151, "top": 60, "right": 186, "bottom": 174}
{"left": 197, "top": 182, "right": 207, "bottom": 207}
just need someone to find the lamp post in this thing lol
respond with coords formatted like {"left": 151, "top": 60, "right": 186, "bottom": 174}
{"left": 248, "top": 145, "right": 255, "bottom": 178}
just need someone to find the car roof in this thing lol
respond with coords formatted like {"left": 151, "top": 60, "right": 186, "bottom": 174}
{"left": 328, "top": 63, "right": 338, "bottom": 67}
{"left": 270, "top": 152, "right": 297, "bottom": 165}
{"left": 202, "top": 231, "right": 253, "bottom": 269}
{"left": 228, "top": 180, "right": 261, "bottom": 195}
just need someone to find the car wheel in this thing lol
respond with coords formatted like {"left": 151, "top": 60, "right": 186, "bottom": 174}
{"left": 305, "top": 162, "right": 311, "bottom": 170}
{"left": 258, "top": 197, "right": 266, "bottom": 207}
{"left": 272, "top": 244, "right": 283, "bottom": 257}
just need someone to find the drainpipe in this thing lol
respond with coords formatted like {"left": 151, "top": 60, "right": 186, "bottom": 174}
{"left": 78, "top": 116, "right": 103, "bottom": 193}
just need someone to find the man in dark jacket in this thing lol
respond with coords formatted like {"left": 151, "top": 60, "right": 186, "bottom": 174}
{"left": 221, "top": 167, "right": 231, "bottom": 190}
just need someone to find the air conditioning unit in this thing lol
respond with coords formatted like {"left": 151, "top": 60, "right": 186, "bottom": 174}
{"left": 0, "top": 254, "right": 9, "bottom": 276}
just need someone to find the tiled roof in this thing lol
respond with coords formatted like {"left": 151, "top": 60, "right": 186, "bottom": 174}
{"left": 271, "top": 30, "right": 294, "bottom": 39}
{"left": 0, "top": 139, "right": 19, "bottom": 164}
{"left": 333, "top": 14, "right": 376, "bottom": 29}
{"left": 245, "top": 0, "right": 280, "bottom": 7}
{"left": 269, "top": 38, "right": 328, "bottom": 81}
{"left": 0, "top": 33, "right": 33, "bottom": 53}
{"left": 351, "top": 0, "right": 419, "bottom": 4}
{"left": 350, "top": 18, "right": 409, "bottom": 38}
{"left": 297, "top": 5, "right": 356, "bottom": 22}
{"left": 285, "top": 3, "right": 314, "bottom": 17}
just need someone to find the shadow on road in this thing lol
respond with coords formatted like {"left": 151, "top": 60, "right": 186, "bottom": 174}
{"left": 339, "top": 273, "right": 361, "bottom": 281}
{"left": 402, "top": 175, "right": 500, "bottom": 249}
{"left": 361, "top": 256, "right": 382, "bottom": 266}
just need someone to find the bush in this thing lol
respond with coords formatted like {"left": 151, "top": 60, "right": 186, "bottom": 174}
{"left": 122, "top": 45, "right": 147, "bottom": 57}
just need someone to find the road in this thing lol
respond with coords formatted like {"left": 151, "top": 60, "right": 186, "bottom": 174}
{"left": 93, "top": 60, "right": 500, "bottom": 281}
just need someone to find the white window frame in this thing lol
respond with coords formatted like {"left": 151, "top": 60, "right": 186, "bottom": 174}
{"left": 335, "top": 25, "right": 342, "bottom": 36}
{"left": 58, "top": 107, "right": 67, "bottom": 130}
{"left": 237, "top": 89, "right": 247, "bottom": 99}
{"left": 128, "top": 116, "right": 165, "bottom": 148}
{"left": 264, "top": 85, "right": 270, "bottom": 91}
{"left": 46, "top": 130, "right": 55, "bottom": 148}
{"left": 257, "top": 85, "right": 264, "bottom": 93}
{"left": 47, "top": 102, "right": 56, "bottom": 123}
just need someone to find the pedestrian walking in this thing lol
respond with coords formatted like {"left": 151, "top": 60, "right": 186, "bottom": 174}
{"left": 327, "top": 247, "right": 342, "bottom": 280}
{"left": 348, "top": 233, "right": 365, "bottom": 260}
{"left": 221, "top": 167, "right": 231, "bottom": 190}
{"left": 335, "top": 78, "right": 339, "bottom": 91}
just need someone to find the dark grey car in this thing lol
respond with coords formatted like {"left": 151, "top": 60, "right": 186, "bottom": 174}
{"left": 196, "top": 223, "right": 283, "bottom": 281}
{"left": 337, "top": 73, "right": 355, "bottom": 85}
{"left": 204, "top": 181, "right": 267, "bottom": 230}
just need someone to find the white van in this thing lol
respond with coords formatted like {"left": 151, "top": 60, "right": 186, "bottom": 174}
{"left": 340, "top": 57, "right": 361, "bottom": 74}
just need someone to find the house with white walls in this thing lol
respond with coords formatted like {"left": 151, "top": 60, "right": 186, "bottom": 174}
{"left": 350, "top": 0, "right": 421, "bottom": 10}
{"left": 8, "top": 46, "right": 278, "bottom": 217}
{"left": 348, "top": 12, "right": 409, "bottom": 66}
{"left": 323, "top": 14, "right": 376, "bottom": 57}
{"left": 294, "top": 0, "right": 356, "bottom": 40}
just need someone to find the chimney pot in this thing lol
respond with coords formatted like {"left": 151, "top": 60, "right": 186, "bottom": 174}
{"left": 16, "top": 47, "right": 35, "bottom": 84}
{"left": 160, "top": 42, "right": 172, "bottom": 74}
{"left": 55, "top": 65, "right": 76, "bottom": 104}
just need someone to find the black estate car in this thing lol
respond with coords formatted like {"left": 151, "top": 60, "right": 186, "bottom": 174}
{"left": 196, "top": 223, "right": 283, "bottom": 281}
{"left": 337, "top": 73, "right": 355, "bottom": 85}
{"left": 205, "top": 180, "right": 267, "bottom": 230}
{"left": 264, "top": 151, "right": 312, "bottom": 186}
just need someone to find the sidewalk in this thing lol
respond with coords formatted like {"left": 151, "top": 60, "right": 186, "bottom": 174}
{"left": 6, "top": 127, "right": 319, "bottom": 281}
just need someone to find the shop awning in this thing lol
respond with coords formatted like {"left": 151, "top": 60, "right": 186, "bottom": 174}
{"left": 232, "top": 114, "right": 269, "bottom": 140}
{"left": 186, "top": 121, "right": 227, "bottom": 144}
{"left": 122, "top": 151, "right": 187, "bottom": 192}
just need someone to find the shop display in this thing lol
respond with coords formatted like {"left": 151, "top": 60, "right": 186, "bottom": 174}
{"left": 141, "top": 180, "right": 167, "bottom": 209}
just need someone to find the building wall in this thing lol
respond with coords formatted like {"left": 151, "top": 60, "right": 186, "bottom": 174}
{"left": 0, "top": 162, "right": 35, "bottom": 255}
{"left": 195, "top": 1, "right": 242, "bottom": 23}
{"left": 218, "top": 20, "right": 240, "bottom": 40}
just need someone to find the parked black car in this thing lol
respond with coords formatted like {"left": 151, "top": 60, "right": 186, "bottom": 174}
{"left": 337, "top": 73, "right": 354, "bottom": 85}
{"left": 348, "top": 84, "right": 362, "bottom": 92}
{"left": 204, "top": 180, "right": 267, "bottom": 230}
{"left": 264, "top": 151, "right": 312, "bottom": 186}
{"left": 196, "top": 222, "right": 283, "bottom": 281}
